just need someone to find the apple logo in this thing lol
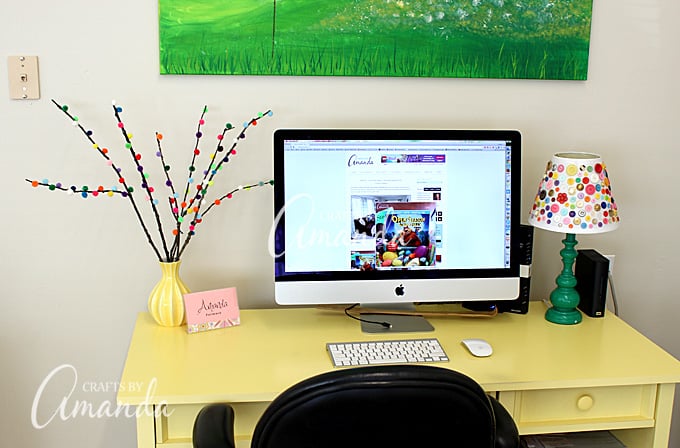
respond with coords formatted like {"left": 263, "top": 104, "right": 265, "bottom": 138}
{"left": 394, "top": 284, "right": 405, "bottom": 296}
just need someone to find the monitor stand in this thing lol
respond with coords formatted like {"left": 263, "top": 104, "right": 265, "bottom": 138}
{"left": 359, "top": 303, "right": 434, "bottom": 334}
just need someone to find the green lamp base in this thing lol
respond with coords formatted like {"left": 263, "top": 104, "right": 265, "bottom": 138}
{"left": 545, "top": 233, "right": 582, "bottom": 325}
{"left": 545, "top": 307, "right": 582, "bottom": 325}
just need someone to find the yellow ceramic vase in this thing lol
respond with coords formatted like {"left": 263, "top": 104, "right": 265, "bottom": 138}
{"left": 148, "top": 261, "right": 190, "bottom": 327}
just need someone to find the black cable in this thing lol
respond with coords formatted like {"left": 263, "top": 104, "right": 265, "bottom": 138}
{"left": 608, "top": 272, "right": 619, "bottom": 316}
{"left": 344, "top": 304, "right": 392, "bottom": 329}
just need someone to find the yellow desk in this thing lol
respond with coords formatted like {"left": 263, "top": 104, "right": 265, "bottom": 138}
{"left": 118, "top": 303, "right": 680, "bottom": 448}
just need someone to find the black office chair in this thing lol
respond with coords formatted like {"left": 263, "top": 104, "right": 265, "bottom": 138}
{"left": 193, "top": 364, "right": 520, "bottom": 448}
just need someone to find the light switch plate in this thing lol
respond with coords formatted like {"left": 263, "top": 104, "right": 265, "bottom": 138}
{"left": 8, "top": 55, "right": 40, "bottom": 100}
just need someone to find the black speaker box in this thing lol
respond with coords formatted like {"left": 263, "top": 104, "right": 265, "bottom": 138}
{"left": 465, "top": 224, "right": 533, "bottom": 314}
{"left": 497, "top": 224, "right": 534, "bottom": 314}
{"left": 575, "top": 249, "right": 610, "bottom": 318}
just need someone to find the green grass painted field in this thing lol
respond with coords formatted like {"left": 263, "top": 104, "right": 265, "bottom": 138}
{"left": 159, "top": 0, "right": 593, "bottom": 80}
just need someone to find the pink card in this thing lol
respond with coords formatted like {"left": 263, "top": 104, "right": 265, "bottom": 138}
{"left": 183, "top": 287, "right": 240, "bottom": 333}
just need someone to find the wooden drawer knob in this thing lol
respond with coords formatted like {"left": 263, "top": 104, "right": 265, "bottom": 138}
{"left": 577, "top": 394, "right": 594, "bottom": 411}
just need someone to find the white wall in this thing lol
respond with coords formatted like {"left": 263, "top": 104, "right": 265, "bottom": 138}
{"left": 2, "top": 0, "right": 679, "bottom": 446}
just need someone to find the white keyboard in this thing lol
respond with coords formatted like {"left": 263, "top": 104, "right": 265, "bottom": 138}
{"left": 326, "top": 338, "right": 449, "bottom": 367}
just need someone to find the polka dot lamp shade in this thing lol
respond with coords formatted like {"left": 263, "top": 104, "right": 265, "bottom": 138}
{"left": 529, "top": 152, "right": 620, "bottom": 234}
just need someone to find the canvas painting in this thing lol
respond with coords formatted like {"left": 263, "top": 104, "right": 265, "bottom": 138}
{"left": 159, "top": 0, "right": 593, "bottom": 80}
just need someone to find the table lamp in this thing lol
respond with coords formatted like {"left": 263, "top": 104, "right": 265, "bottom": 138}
{"left": 528, "top": 152, "right": 620, "bottom": 324}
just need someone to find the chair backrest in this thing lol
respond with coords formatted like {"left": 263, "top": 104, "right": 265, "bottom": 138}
{"left": 250, "top": 364, "right": 517, "bottom": 448}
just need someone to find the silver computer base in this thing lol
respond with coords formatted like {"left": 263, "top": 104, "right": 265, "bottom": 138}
{"left": 359, "top": 303, "right": 434, "bottom": 333}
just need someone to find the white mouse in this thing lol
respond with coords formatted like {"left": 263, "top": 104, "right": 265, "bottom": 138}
{"left": 461, "top": 338, "right": 493, "bottom": 357}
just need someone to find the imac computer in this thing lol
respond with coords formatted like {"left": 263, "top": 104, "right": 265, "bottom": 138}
{"left": 272, "top": 129, "right": 521, "bottom": 331}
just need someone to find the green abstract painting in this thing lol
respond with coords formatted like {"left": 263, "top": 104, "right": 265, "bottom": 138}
{"left": 159, "top": 0, "right": 593, "bottom": 80}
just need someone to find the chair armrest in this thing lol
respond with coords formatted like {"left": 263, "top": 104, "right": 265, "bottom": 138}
{"left": 490, "top": 397, "right": 520, "bottom": 448}
{"left": 193, "top": 404, "right": 236, "bottom": 448}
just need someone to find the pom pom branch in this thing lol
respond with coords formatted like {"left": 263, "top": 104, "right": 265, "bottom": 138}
{"left": 27, "top": 100, "right": 274, "bottom": 262}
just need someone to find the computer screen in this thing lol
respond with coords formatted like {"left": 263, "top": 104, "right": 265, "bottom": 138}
{"left": 273, "top": 129, "right": 521, "bottom": 307}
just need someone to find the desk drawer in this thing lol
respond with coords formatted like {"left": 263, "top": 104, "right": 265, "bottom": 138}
{"left": 499, "top": 384, "right": 657, "bottom": 434}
